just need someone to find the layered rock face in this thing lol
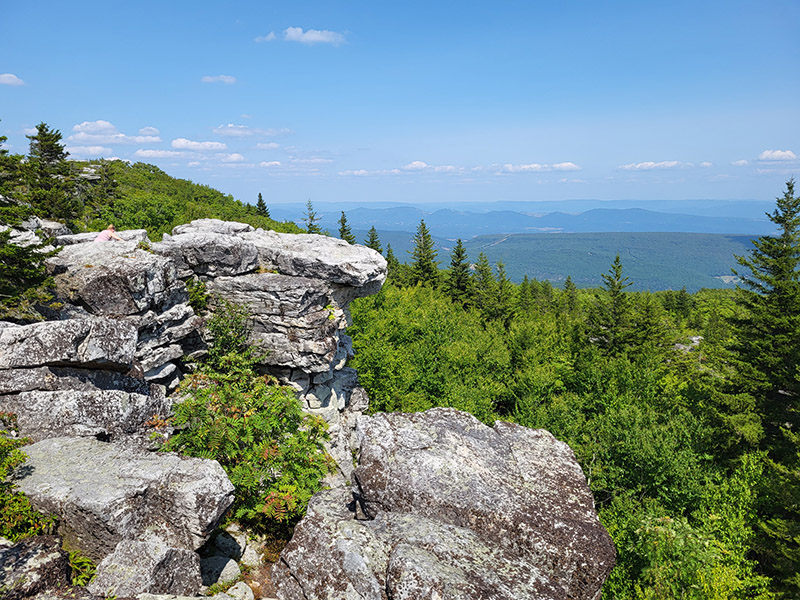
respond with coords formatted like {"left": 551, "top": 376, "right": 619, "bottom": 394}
{"left": 273, "top": 409, "right": 616, "bottom": 600}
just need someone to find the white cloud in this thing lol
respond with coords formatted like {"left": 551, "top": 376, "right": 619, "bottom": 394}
{"left": 404, "top": 160, "right": 429, "bottom": 170}
{"left": 758, "top": 149, "right": 796, "bottom": 161}
{"left": 221, "top": 153, "right": 245, "bottom": 163}
{"left": 699, "top": 161, "right": 712, "bottom": 168}
{"left": 65, "top": 145, "right": 113, "bottom": 156}
{"left": 290, "top": 156, "right": 334, "bottom": 164}
{"left": 0, "top": 73, "right": 24, "bottom": 86}
{"left": 213, "top": 123, "right": 289, "bottom": 137}
{"left": 172, "top": 138, "right": 227, "bottom": 151}
{"left": 259, "top": 161, "right": 281, "bottom": 167}
{"left": 255, "top": 32, "right": 276, "bottom": 42}
{"left": 502, "top": 161, "right": 581, "bottom": 173}
{"left": 187, "top": 161, "right": 201, "bottom": 167}
{"left": 283, "top": 26, "right": 345, "bottom": 46}
{"left": 139, "top": 126, "right": 160, "bottom": 136}
{"left": 134, "top": 149, "right": 183, "bottom": 158}
{"left": 201, "top": 75, "right": 237, "bottom": 84}
{"left": 257, "top": 142, "right": 280, "bottom": 149}
{"left": 618, "top": 160, "right": 681, "bottom": 171}
{"left": 731, "top": 159, "right": 749, "bottom": 166}
{"left": 69, "top": 120, "right": 161, "bottom": 144}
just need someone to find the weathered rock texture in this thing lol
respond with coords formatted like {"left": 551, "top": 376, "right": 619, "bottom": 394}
{"left": 273, "top": 408, "right": 616, "bottom": 600}
{"left": 14, "top": 436, "right": 234, "bottom": 562}
{"left": 0, "top": 535, "right": 71, "bottom": 600}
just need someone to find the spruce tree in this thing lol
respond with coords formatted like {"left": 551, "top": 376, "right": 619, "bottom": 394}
{"left": 25, "top": 122, "right": 77, "bottom": 224}
{"left": 364, "top": 226, "right": 382, "bottom": 254}
{"left": 409, "top": 219, "right": 438, "bottom": 286}
{"left": 729, "top": 179, "right": 800, "bottom": 594}
{"left": 587, "top": 254, "right": 633, "bottom": 355}
{"left": 494, "top": 261, "right": 515, "bottom": 328}
{"left": 472, "top": 252, "right": 497, "bottom": 320}
{"left": 563, "top": 275, "right": 579, "bottom": 314}
{"left": 338, "top": 211, "right": 356, "bottom": 244}
{"left": 445, "top": 239, "right": 471, "bottom": 305}
{"left": 385, "top": 244, "right": 403, "bottom": 284}
{"left": 0, "top": 127, "right": 26, "bottom": 223}
{"left": 256, "top": 192, "right": 270, "bottom": 218}
{"left": 303, "top": 199, "right": 322, "bottom": 234}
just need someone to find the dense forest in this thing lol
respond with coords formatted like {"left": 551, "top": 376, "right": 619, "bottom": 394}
{"left": 347, "top": 190, "right": 800, "bottom": 599}
{"left": 1, "top": 121, "right": 798, "bottom": 598}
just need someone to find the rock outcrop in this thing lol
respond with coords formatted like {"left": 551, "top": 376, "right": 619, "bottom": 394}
{"left": 272, "top": 408, "right": 616, "bottom": 600}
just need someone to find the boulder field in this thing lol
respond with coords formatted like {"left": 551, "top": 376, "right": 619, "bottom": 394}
{"left": 0, "top": 219, "right": 614, "bottom": 599}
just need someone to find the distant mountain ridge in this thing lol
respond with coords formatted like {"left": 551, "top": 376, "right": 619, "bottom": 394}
{"left": 268, "top": 199, "right": 775, "bottom": 240}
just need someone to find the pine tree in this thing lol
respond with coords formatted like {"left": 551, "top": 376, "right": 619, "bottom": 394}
{"left": 494, "top": 261, "right": 515, "bottom": 328}
{"left": 445, "top": 239, "right": 471, "bottom": 305}
{"left": 256, "top": 192, "right": 270, "bottom": 218}
{"left": 385, "top": 244, "right": 403, "bottom": 284}
{"left": 409, "top": 219, "right": 438, "bottom": 286}
{"left": 0, "top": 127, "right": 26, "bottom": 224}
{"left": 338, "top": 211, "right": 356, "bottom": 244}
{"left": 303, "top": 199, "right": 322, "bottom": 234}
{"left": 472, "top": 252, "right": 497, "bottom": 320}
{"left": 364, "top": 226, "right": 382, "bottom": 254}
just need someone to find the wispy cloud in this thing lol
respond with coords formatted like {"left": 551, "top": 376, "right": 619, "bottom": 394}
{"left": 220, "top": 153, "right": 245, "bottom": 163}
{"left": 0, "top": 73, "right": 24, "bottom": 86}
{"left": 618, "top": 160, "right": 682, "bottom": 170}
{"left": 731, "top": 159, "right": 749, "bottom": 166}
{"left": 201, "top": 75, "right": 237, "bottom": 84}
{"left": 212, "top": 123, "right": 289, "bottom": 138}
{"left": 65, "top": 145, "right": 113, "bottom": 156}
{"left": 69, "top": 120, "right": 161, "bottom": 144}
{"left": 255, "top": 32, "right": 277, "bottom": 43}
{"left": 502, "top": 161, "right": 581, "bottom": 173}
{"left": 172, "top": 138, "right": 227, "bottom": 151}
{"left": 699, "top": 161, "right": 712, "bottom": 168}
{"left": 758, "top": 149, "right": 796, "bottom": 161}
{"left": 135, "top": 149, "right": 183, "bottom": 158}
{"left": 283, "top": 26, "right": 345, "bottom": 46}
{"left": 259, "top": 161, "right": 281, "bottom": 167}
{"left": 256, "top": 142, "right": 280, "bottom": 150}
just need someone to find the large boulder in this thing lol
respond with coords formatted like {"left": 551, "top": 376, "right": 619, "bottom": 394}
{"left": 13, "top": 437, "right": 235, "bottom": 562}
{"left": 0, "top": 317, "right": 136, "bottom": 371}
{"left": 273, "top": 408, "right": 615, "bottom": 600}
{"left": 49, "top": 241, "right": 186, "bottom": 316}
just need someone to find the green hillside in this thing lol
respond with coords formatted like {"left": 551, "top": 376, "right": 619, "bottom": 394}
{"left": 464, "top": 232, "right": 755, "bottom": 292}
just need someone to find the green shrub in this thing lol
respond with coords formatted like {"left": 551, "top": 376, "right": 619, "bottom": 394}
{"left": 164, "top": 299, "right": 332, "bottom": 531}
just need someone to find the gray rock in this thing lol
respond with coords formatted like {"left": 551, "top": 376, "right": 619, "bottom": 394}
{"left": 200, "top": 554, "right": 241, "bottom": 586}
{"left": 0, "top": 366, "right": 151, "bottom": 396}
{"left": 88, "top": 539, "right": 202, "bottom": 597}
{"left": 0, "top": 317, "right": 137, "bottom": 371}
{"left": 172, "top": 219, "right": 254, "bottom": 236}
{"left": 239, "top": 544, "right": 260, "bottom": 570}
{"left": 227, "top": 581, "right": 255, "bottom": 600}
{"left": 55, "top": 228, "right": 149, "bottom": 245}
{"left": 239, "top": 229, "right": 386, "bottom": 288}
{"left": 49, "top": 241, "right": 185, "bottom": 315}
{"left": 273, "top": 408, "right": 615, "bottom": 600}
{"left": 0, "top": 535, "right": 71, "bottom": 600}
{"left": 14, "top": 437, "right": 235, "bottom": 561}
{"left": 207, "top": 273, "right": 345, "bottom": 374}
{"left": 152, "top": 232, "right": 259, "bottom": 278}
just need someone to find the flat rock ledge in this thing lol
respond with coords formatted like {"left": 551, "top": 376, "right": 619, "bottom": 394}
{"left": 272, "top": 408, "right": 615, "bottom": 600}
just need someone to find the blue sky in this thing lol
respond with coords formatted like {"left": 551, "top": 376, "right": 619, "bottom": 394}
{"left": 1, "top": 0, "right": 798, "bottom": 206}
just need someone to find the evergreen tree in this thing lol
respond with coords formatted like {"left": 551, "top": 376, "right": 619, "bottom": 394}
{"left": 445, "top": 239, "right": 471, "bottom": 305}
{"left": 0, "top": 228, "right": 55, "bottom": 321}
{"left": 338, "top": 211, "right": 356, "bottom": 244}
{"left": 385, "top": 244, "right": 406, "bottom": 286}
{"left": 729, "top": 179, "right": 800, "bottom": 594}
{"left": 303, "top": 199, "right": 322, "bottom": 234}
{"left": 409, "top": 219, "right": 438, "bottom": 286}
{"left": 364, "top": 226, "right": 382, "bottom": 254}
{"left": 517, "top": 275, "right": 533, "bottom": 313}
{"left": 256, "top": 192, "right": 270, "bottom": 218}
{"left": 0, "top": 127, "right": 26, "bottom": 223}
{"left": 563, "top": 275, "right": 579, "bottom": 314}
{"left": 472, "top": 252, "right": 497, "bottom": 320}
{"left": 494, "top": 261, "right": 515, "bottom": 328}
{"left": 588, "top": 254, "right": 633, "bottom": 355}
{"left": 25, "top": 123, "right": 77, "bottom": 224}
